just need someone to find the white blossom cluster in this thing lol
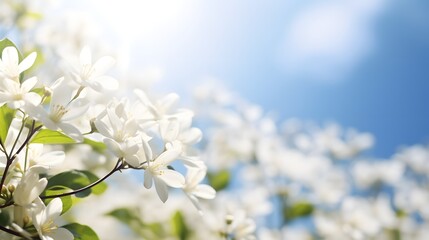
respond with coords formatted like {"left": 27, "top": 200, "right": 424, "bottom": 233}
{"left": 0, "top": 2, "right": 215, "bottom": 239}
{"left": 191, "top": 83, "right": 429, "bottom": 240}
{"left": 74, "top": 81, "right": 429, "bottom": 240}
{"left": 1, "top": 1, "right": 429, "bottom": 240}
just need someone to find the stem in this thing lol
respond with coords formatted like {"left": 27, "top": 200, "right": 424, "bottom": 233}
{"left": 41, "top": 159, "right": 123, "bottom": 199}
{"left": 23, "top": 143, "right": 29, "bottom": 172}
{"left": 0, "top": 139, "right": 9, "bottom": 159}
{"left": 0, "top": 224, "right": 25, "bottom": 238}
{"left": 69, "top": 86, "right": 85, "bottom": 104}
{"left": 0, "top": 121, "right": 41, "bottom": 195}
{"left": 13, "top": 121, "right": 42, "bottom": 158}
{"left": 9, "top": 116, "right": 26, "bottom": 157}
{"left": 0, "top": 201, "right": 13, "bottom": 209}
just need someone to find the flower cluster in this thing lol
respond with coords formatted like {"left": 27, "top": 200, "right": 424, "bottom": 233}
{"left": 1, "top": 1, "right": 429, "bottom": 240}
{"left": 0, "top": 38, "right": 212, "bottom": 240}
{"left": 89, "top": 82, "right": 428, "bottom": 240}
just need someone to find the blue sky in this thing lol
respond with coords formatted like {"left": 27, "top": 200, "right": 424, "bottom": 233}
{"left": 75, "top": 0, "right": 429, "bottom": 157}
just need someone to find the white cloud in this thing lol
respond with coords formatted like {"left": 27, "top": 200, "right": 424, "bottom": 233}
{"left": 278, "top": 0, "right": 386, "bottom": 82}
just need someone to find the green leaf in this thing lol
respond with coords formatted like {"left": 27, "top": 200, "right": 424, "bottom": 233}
{"left": 63, "top": 223, "right": 99, "bottom": 240}
{"left": 79, "top": 170, "right": 107, "bottom": 195}
{"left": 107, "top": 208, "right": 165, "bottom": 239}
{"left": 31, "top": 129, "right": 75, "bottom": 144}
{"left": 46, "top": 170, "right": 106, "bottom": 198}
{"left": 83, "top": 138, "right": 106, "bottom": 153}
{"left": 107, "top": 208, "right": 145, "bottom": 235}
{"left": 0, "top": 209, "right": 10, "bottom": 226}
{"left": 387, "top": 228, "right": 401, "bottom": 240}
{"left": 207, "top": 170, "right": 230, "bottom": 191}
{"left": 0, "top": 104, "right": 16, "bottom": 144}
{"left": 283, "top": 201, "right": 314, "bottom": 222}
{"left": 171, "top": 211, "right": 190, "bottom": 240}
{"left": 107, "top": 208, "right": 142, "bottom": 225}
{"left": 396, "top": 209, "right": 407, "bottom": 218}
{"left": 43, "top": 187, "right": 73, "bottom": 214}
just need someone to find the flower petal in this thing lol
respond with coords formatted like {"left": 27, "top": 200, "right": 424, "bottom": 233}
{"left": 47, "top": 228, "right": 74, "bottom": 240}
{"left": 159, "top": 169, "right": 185, "bottom": 188}
{"left": 125, "top": 155, "right": 140, "bottom": 168}
{"left": 58, "top": 123, "right": 83, "bottom": 142}
{"left": 21, "top": 76, "right": 38, "bottom": 92}
{"left": 192, "top": 184, "right": 216, "bottom": 199}
{"left": 154, "top": 177, "right": 169, "bottom": 203}
{"left": 92, "top": 56, "right": 115, "bottom": 75}
{"left": 18, "top": 52, "right": 37, "bottom": 73}
{"left": 36, "top": 151, "right": 65, "bottom": 167}
{"left": 3, "top": 47, "right": 19, "bottom": 69}
{"left": 186, "top": 194, "right": 203, "bottom": 215}
{"left": 159, "top": 93, "right": 179, "bottom": 112}
{"left": 62, "top": 99, "right": 89, "bottom": 121}
{"left": 94, "top": 120, "right": 113, "bottom": 138}
{"left": 180, "top": 128, "right": 203, "bottom": 145}
{"left": 94, "top": 76, "right": 118, "bottom": 90}
{"left": 144, "top": 170, "right": 153, "bottom": 189}
{"left": 156, "top": 149, "right": 180, "bottom": 166}
{"left": 45, "top": 198, "right": 63, "bottom": 219}
{"left": 104, "top": 138, "right": 122, "bottom": 157}
{"left": 24, "top": 92, "right": 42, "bottom": 106}
{"left": 80, "top": 46, "right": 92, "bottom": 65}
{"left": 187, "top": 168, "right": 207, "bottom": 186}
{"left": 160, "top": 119, "right": 180, "bottom": 142}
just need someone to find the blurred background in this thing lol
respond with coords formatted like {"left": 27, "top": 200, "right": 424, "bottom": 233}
{"left": 56, "top": 0, "right": 429, "bottom": 158}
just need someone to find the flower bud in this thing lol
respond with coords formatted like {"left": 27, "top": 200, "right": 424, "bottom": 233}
{"left": 23, "top": 215, "right": 30, "bottom": 226}
{"left": 89, "top": 118, "right": 99, "bottom": 134}
{"left": 8, "top": 185, "right": 15, "bottom": 193}
{"left": 225, "top": 214, "right": 234, "bottom": 225}
{"left": 44, "top": 86, "right": 53, "bottom": 98}
{"left": 1, "top": 185, "right": 8, "bottom": 195}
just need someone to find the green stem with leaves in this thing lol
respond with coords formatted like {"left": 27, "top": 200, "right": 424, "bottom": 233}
{"left": 41, "top": 159, "right": 124, "bottom": 199}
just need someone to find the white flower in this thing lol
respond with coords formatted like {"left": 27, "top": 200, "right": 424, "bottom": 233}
{"left": 134, "top": 89, "right": 193, "bottom": 124}
{"left": 25, "top": 78, "right": 89, "bottom": 141}
{"left": 224, "top": 210, "right": 257, "bottom": 240}
{"left": 0, "top": 46, "right": 37, "bottom": 82}
{"left": 94, "top": 102, "right": 141, "bottom": 166}
{"left": 32, "top": 198, "right": 74, "bottom": 240}
{"left": 70, "top": 46, "right": 117, "bottom": 91}
{"left": 160, "top": 118, "right": 203, "bottom": 167}
{"left": 143, "top": 147, "right": 185, "bottom": 203}
{"left": 183, "top": 167, "right": 216, "bottom": 213}
{"left": 13, "top": 170, "right": 47, "bottom": 207}
{"left": 20, "top": 144, "right": 65, "bottom": 173}
{"left": 0, "top": 77, "right": 41, "bottom": 109}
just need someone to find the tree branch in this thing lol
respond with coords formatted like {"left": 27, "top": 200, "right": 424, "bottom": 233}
{"left": 41, "top": 159, "right": 123, "bottom": 199}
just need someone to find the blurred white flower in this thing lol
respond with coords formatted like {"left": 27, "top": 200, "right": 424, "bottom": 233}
{"left": 20, "top": 143, "right": 65, "bottom": 173}
{"left": 70, "top": 46, "right": 117, "bottom": 92}
{"left": 353, "top": 160, "right": 404, "bottom": 189}
{"left": 183, "top": 167, "right": 216, "bottom": 213}
{"left": 134, "top": 90, "right": 193, "bottom": 126}
{"left": 0, "top": 77, "right": 41, "bottom": 109}
{"left": 394, "top": 145, "right": 429, "bottom": 175}
{"left": 0, "top": 46, "right": 37, "bottom": 82}
{"left": 160, "top": 118, "right": 203, "bottom": 168}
